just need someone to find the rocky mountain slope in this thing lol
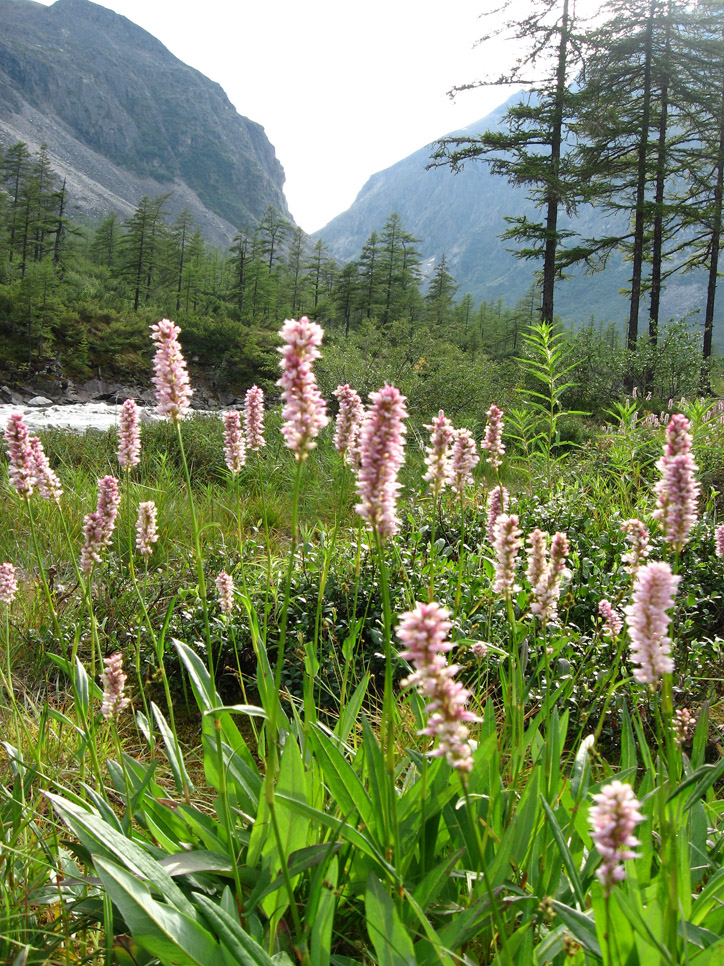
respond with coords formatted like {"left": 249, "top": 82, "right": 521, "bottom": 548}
{"left": 0, "top": 0, "right": 290, "bottom": 244}
{"left": 316, "top": 96, "right": 715, "bottom": 331}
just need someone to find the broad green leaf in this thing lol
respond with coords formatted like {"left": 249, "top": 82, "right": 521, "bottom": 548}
{"left": 274, "top": 793, "right": 396, "bottom": 878}
{"left": 412, "top": 848, "right": 464, "bottom": 912}
{"left": 691, "top": 702, "right": 710, "bottom": 769}
{"left": 571, "top": 734, "right": 595, "bottom": 803}
{"left": 308, "top": 724, "right": 373, "bottom": 828}
{"left": 152, "top": 702, "right": 194, "bottom": 796}
{"left": 334, "top": 671, "right": 369, "bottom": 743}
{"left": 365, "top": 874, "right": 416, "bottom": 966}
{"left": 361, "top": 715, "right": 392, "bottom": 849}
{"left": 310, "top": 855, "right": 338, "bottom": 966}
{"left": 94, "top": 856, "right": 222, "bottom": 966}
{"left": 192, "top": 893, "right": 275, "bottom": 966}
{"left": 551, "top": 901, "right": 601, "bottom": 958}
{"left": 691, "top": 867, "right": 724, "bottom": 926}
{"left": 684, "top": 758, "right": 724, "bottom": 811}
{"left": 254, "top": 737, "right": 308, "bottom": 920}
{"left": 159, "top": 851, "right": 233, "bottom": 878}
{"left": 174, "top": 640, "right": 257, "bottom": 766}
{"left": 689, "top": 939, "right": 724, "bottom": 964}
{"left": 176, "top": 803, "right": 230, "bottom": 853}
{"left": 219, "top": 740, "right": 262, "bottom": 816}
{"left": 435, "top": 890, "right": 499, "bottom": 950}
{"left": 249, "top": 843, "right": 342, "bottom": 908}
{"left": 489, "top": 767, "right": 540, "bottom": 886}
{"left": 74, "top": 656, "right": 89, "bottom": 719}
{"left": 46, "top": 707, "right": 85, "bottom": 738}
{"left": 47, "top": 793, "right": 194, "bottom": 918}
{"left": 540, "top": 796, "right": 585, "bottom": 908}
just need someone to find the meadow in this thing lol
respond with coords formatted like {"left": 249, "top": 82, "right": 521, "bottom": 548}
{"left": 1, "top": 318, "right": 723, "bottom": 966}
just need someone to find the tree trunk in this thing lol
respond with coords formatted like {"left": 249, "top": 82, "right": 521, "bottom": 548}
{"left": 628, "top": 4, "right": 656, "bottom": 351}
{"left": 648, "top": 6, "right": 671, "bottom": 343}
{"left": 541, "top": 0, "right": 570, "bottom": 326}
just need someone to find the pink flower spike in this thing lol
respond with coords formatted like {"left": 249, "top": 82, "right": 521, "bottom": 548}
{"left": 0, "top": 563, "right": 18, "bottom": 605}
{"left": 150, "top": 319, "right": 193, "bottom": 422}
{"left": 599, "top": 599, "right": 623, "bottom": 638}
{"left": 277, "top": 317, "right": 329, "bottom": 460}
{"left": 653, "top": 414, "right": 700, "bottom": 552}
{"left": 30, "top": 436, "right": 62, "bottom": 502}
{"left": 674, "top": 707, "right": 696, "bottom": 746}
{"left": 621, "top": 519, "right": 650, "bottom": 574}
{"left": 215, "top": 571, "right": 235, "bottom": 616}
{"left": 716, "top": 524, "right": 724, "bottom": 559}
{"left": 527, "top": 529, "right": 570, "bottom": 624}
{"left": 526, "top": 529, "right": 548, "bottom": 593}
{"left": 80, "top": 476, "right": 121, "bottom": 574}
{"left": 624, "top": 560, "right": 680, "bottom": 687}
{"left": 333, "top": 384, "right": 365, "bottom": 468}
{"left": 398, "top": 601, "right": 479, "bottom": 772}
{"left": 589, "top": 781, "right": 643, "bottom": 896}
{"left": 448, "top": 428, "right": 479, "bottom": 496}
{"left": 486, "top": 485, "right": 508, "bottom": 543}
{"left": 101, "top": 653, "right": 131, "bottom": 719}
{"left": 492, "top": 513, "right": 522, "bottom": 598}
{"left": 135, "top": 501, "right": 158, "bottom": 558}
{"left": 244, "top": 386, "right": 266, "bottom": 451}
{"left": 355, "top": 384, "right": 408, "bottom": 540}
{"left": 423, "top": 410, "right": 455, "bottom": 498}
{"left": 4, "top": 413, "right": 35, "bottom": 498}
{"left": 481, "top": 403, "right": 505, "bottom": 471}
{"left": 118, "top": 399, "right": 141, "bottom": 469}
{"left": 223, "top": 411, "right": 246, "bottom": 475}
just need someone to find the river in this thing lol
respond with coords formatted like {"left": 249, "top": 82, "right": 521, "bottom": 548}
{"left": 0, "top": 402, "right": 218, "bottom": 433}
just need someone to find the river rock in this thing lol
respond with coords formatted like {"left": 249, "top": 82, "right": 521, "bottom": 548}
{"left": 26, "top": 396, "right": 54, "bottom": 407}
{"left": 0, "top": 386, "right": 23, "bottom": 405}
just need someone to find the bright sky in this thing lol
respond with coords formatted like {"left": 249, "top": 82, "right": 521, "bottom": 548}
{"left": 34, "top": 0, "right": 524, "bottom": 232}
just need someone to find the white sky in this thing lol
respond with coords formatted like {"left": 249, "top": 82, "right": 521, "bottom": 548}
{"left": 34, "top": 0, "right": 526, "bottom": 232}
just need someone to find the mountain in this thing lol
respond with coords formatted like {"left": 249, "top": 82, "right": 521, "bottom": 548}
{"left": 316, "top": 96, "right": 717, "bottom": 332}
{"left": 0, "top": 0, "right": 290, "bottom": 245}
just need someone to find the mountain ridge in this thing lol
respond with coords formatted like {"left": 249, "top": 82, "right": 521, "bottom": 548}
{"left": 0, "top": 0, "right": 291, "bottom": 243}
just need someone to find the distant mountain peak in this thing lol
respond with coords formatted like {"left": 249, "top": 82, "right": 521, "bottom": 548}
{"left": 0, "top": 0, "right": 291, "bottom": 244}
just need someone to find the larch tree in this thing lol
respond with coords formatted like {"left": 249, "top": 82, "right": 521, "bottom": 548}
{"left": 430, "top": 0, "right": 587, "bottom": 326}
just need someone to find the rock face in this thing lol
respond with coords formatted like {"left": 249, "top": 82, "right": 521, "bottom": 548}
{"left": 0, "top": 0, "right": 291, "bottom": 244}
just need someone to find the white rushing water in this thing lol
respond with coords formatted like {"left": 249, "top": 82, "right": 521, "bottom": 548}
{"left": 0, "top": 402, "right": 218, "bottom": 433}
{"left": 0, "top": 402, "right": 131, "bottom": 433}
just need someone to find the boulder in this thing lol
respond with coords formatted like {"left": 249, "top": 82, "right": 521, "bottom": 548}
{"left": 26, "top": 396, "right": 54, "bottom": 407}
{"left": 0, "top": 385, "right": 24, "bottom": 405}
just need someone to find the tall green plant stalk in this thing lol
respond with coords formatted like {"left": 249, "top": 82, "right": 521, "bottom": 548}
{"left": 504, "top": 594, "right": 525, "bottom": 772}
{"left": 256, "top": 456, "right": 274, "bottom": 646}
{"left": 339, "top": 519, "right": 364, "bottom": 710}
{"left": 454, "top": 491, "right": 467, "bottom": 616}
{"left": 428, "top": 498, "right": 438, "bottom": 602}
{"left": 461, "top": 778, "right": 513, "bottom": 966}
{"left": 24, "top": 498, "right": 63, "bottom": 654}
{"left": 374, "top": 531, "right": 402, "bottom": 882}
{"left": 2, "top": 606, "right": 23, "bottom": 756}
{"left": 653, "top": 692, "right": 680, "bottom": 960}
{"left": 174, "top": 422, "right": 212, "bottom": 677}
{"left": 262, "top": 457, "right": 305, "bottom": 948}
